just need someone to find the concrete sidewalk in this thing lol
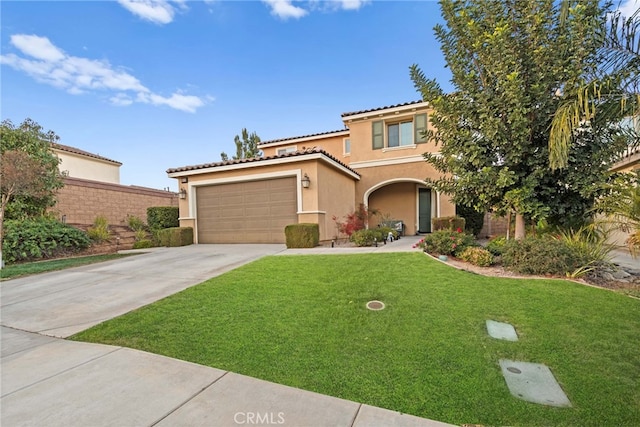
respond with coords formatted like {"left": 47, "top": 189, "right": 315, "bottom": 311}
{"left": 2, "top": 327, "right": 453, "bottom": 427}
{"left": 1, "top": 242, "right": 454, "bottom": 427}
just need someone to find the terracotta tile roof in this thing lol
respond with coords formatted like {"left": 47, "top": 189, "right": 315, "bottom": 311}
{"left": 166, "top": 147, "right": 360, "bottom": 177}
{"left": 341, "top": 100, "right": 426, "bottom": 117}
{"left": 52, "top": 143, "right": 122, "bottom": 165}
{"left": 258, "top": 129, "right": 348, "bottom": 146}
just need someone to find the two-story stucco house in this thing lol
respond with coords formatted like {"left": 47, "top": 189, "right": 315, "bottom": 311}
{"left": 167, "top": 101, "right": 456, "bottom": 244}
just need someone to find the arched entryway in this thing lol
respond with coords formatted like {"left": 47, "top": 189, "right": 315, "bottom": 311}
{"left": 363, "top": 179, "right": 440, "bottom": 235}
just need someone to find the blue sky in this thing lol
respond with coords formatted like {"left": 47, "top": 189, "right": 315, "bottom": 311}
{"left": 2, "top": 0, "right": 637, "bottom": 191}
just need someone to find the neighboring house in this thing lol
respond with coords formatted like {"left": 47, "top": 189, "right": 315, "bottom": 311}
{"left": 167, "top": 101, "right": 456, "bottom": 244}
{"left": 610, "top": 115, "right": 640, "bottom": 174}
{"left": 49, "top": 143, "right": 177, "bottom": 226}
{"left": 52, "top": 143, "right": 122, "bottom": 184}
{"left": 607, "top": 115, "right": 639, "bottom": 248}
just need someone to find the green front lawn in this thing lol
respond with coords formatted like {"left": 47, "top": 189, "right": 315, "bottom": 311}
{"left": 72, "top": 253, "right": 640, "bottom": 426}
{"left": 1, "top": 253, "right": 135, "bottom": 279}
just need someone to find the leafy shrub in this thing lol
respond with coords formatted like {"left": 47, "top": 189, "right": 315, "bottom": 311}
{"left": 285, "top": 223, "right": 319, "bottom": 248}
{"left": 134, "top": 229, "right": 148, "bottom": 241}
{"left": 350, "top": 229, "right": 379, "bottom": 246}
{"left": 555, "top": 225, "right": 614, "bottom": 277}
{"left": 87, "top": 216, "right": 110, "bottom": 242}
{"left": 432, "top": 216, "right": 466, "bottom": 232}
{"left": 459, "top": 247, "right": 494, "bottom": 267}
{"left": 2, "top": 217, "right": 91, "bottom": 263}
{"left": 332, "top": 204, "right": 379, "bottom": 237}
{"left": 415, "top": 229, "right": 476, "bottom": 256}
{"left": 377, "top": 226, "right": 399, "bottom": 241}
{"left": 486, "top": 236, "right": 507, "bottom": 256}
{"left": 132, "top": 239, "right": 154, "bottom": 249}
{"left": 127, "top": 215, "right": 146, "bottom": 231}
{"left": 501, "top": 237, "right": 585, "bottom": 276}
{"left": 157, "top": 227, "right": 193, "bottom": 247}
{"left": 457, "top": 205, "right": 485, "bottom": 236}
{"left": 147, "top": 206, "right": 179, "bottom": 230}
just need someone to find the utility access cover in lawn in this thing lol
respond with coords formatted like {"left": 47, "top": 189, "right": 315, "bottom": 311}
{"left": 486, "top": 320, "right": 518, "bottom": 341}
{"left": 499, "top": 359, "right": 572, "bottom": 407}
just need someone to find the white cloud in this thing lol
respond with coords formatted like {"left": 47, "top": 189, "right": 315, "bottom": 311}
{"left": 138, "top": 92, "right": 206, "bottom": 113}
{"left": 262, "top": 0, "right": 308, "bottom": 20}
{"left": 262, "top": 0, "right": 369, "bottom": 20}
{"left": 117, "top": 0, "right": 178, "bottom": 24}
{"left": 0, "top": 34, "right": 207, "bottom": 113}
{"left": 617, "top": 0, "right": 639, "bottom": 18}
{"left": 10, "top": 34, "right": 65, "bottom": 62}
{"left": 336, "top": 0, "right": 369, "bottom": 11}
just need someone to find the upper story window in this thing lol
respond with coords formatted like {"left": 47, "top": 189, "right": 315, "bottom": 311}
{"left": 276, "top": 146, "right": 297, "bottom": 155}
{"left": 343, "top": 138, "right": 351, "bottom": 155}
{"left": 372, "top": 113, "right": 428, "bottom": 150}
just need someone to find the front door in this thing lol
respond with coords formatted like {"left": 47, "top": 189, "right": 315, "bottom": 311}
{"left": 418, "top": 188, "right": 431, "bottom": 233}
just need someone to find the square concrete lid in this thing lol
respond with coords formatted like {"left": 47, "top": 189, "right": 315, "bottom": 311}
{"left": 486, "top": 320, "right": 518, "bottom": 341}
{"left": 499, "top": 359, "right": 572, "bottom": 407}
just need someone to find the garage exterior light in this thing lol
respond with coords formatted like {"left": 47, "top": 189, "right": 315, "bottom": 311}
{"left": 301, "top": 173, "right": 311, "bottom": 189}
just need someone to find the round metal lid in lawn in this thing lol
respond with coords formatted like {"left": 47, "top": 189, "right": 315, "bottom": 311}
{"left": 366, "top": 300, "right": 385, "bottom": 311}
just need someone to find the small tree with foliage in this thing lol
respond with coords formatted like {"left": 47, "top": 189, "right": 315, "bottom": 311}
{"left": 1, "top": 119, "right": 64, "bottom": 266}
{"left": 221, "top": 128, "right": 262, "bottom": 161}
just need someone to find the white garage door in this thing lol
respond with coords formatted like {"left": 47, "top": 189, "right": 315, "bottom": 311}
{"left": 196, "top": 177, "right": 297, "bottom": 244}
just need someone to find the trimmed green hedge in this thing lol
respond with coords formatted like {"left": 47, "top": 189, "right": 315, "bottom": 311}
{"left": 432, "top": 216, "right": 466, "bottom": 232}
{"left": 285, "top": 223, "right": 319, "bottom": 248}
{"left": 147, "top": 206, "right": 179, "bottom": 230}
{"left": 157, "top": 227, "right": 193, "bottom": 247}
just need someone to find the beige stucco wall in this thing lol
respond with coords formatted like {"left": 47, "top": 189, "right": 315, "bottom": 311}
{"left": 55, "top": 151, "right": 121, "bottom": 184}
{"left": 343, "top": 107, "right": 439, "bottom": 165}
{"left": 316, "top": 161, "right": 357, "bottom": 241}
{"left": 260, "top": 134, "right": 347, "bottom": 161}
{"left": 368, "top": 182, "right": 419, "bottom": 233}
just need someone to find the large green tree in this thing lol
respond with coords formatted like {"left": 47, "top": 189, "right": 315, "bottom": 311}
{"left": 411, "top": 0, "right": 626, "bottom": 239}
{"left": 221, "top": 128, "right": 262, "bottom": 161}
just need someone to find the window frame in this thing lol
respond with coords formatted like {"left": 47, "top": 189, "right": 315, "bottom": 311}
{"left": 343, "top": 138, "right": 351, "bottom": 155}
{"left": 371, "top": 113, "right": 428, "bottom": 150}
{"left": 276, "top": 146, "right": 297, "bottom": 156}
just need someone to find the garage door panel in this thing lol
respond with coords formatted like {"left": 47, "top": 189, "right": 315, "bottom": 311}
{"left": 196, "top": 177, "right": 297, "bottom": 244}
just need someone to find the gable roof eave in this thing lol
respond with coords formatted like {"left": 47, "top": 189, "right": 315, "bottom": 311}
{"left": 51, "top": 143, "right": 122, "bottom": 166}
{"left": 167, "top": 147, "right": 360, "bottom": 181}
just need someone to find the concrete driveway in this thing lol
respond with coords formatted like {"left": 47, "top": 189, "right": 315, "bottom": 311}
{"left": 1, "top": 243, "right": 453, "bottom": 427}
{"left": 1, "top": 244, "right": 285, "bottom": 337}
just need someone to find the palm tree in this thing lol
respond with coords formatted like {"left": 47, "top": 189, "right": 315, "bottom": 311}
{"left": 549, "top": 7, "right": 640, "bottom": 170}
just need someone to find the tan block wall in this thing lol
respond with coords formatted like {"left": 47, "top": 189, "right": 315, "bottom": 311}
{"left": 51, "top": 177, "right": 178, "bottom": 226}
{"left": 478, "top": 213, "right": 509, "bottom": 238}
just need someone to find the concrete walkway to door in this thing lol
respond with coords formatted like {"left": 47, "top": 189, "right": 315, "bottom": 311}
{"left": 1, "top": 243, "right": 454, "bottom": 427}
